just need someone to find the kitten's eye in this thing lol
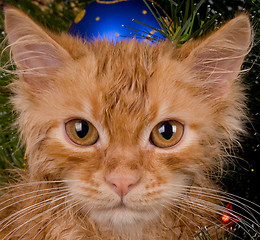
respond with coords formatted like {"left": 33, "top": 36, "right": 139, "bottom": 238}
{"left": 150, "top": 120, "right": 184, "bottom": 148}
{"left": 65, "top": 119, "right": 99, "bottom": 146}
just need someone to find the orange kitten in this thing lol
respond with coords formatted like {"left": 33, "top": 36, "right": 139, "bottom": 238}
{"left": 0, "top": 8, "right": 256, "bottom": 239}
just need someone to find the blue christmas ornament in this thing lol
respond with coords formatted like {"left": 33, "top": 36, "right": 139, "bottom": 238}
{"left": 68, "top": 0, "right": 166, "bottom": 43}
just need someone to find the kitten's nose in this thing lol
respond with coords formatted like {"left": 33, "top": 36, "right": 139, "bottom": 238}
{"left": 106, "top": 174, "right": 140, "bottom": 197}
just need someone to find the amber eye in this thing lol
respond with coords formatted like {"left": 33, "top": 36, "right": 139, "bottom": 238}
{"left": 65, "top": 119, "right": 99, "bottom": 146}
{"left": 150, "top": 120, "right": 184, "bottom": 148}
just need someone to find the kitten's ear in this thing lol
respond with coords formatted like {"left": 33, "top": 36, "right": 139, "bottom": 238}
{"left": 4, "top": 8, "right": 71, "bottom": 88}
{"left": 185, "top": 14, "right": 252, "bottom": 97}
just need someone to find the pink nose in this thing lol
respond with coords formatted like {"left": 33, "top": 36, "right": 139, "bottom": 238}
{"left": 106, "top": 175, "right": 140, "bottom": 197}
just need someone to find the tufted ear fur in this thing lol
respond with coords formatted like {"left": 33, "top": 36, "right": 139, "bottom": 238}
{"left": 184, "top": 14, "right": 252, "bottom": 97}
{"left": 4, "top": 8, "right": 71, "bottom": 89}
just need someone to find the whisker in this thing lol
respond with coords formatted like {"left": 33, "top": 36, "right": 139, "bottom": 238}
{"left": 1, "top": 193, "right": 74, "bottom": 240}
{"left": 0, "top": 192, "right": 70, "bottom": 234}
{"left": 0, "top": 186, "right": 69, "bottom": 212}
{"left": 158, "top": 202, "right": 194, "bottom": 236}
{"left": 163, "top": 198, "right": 234, "bottom": 239}
{"left": 181, "top": 196, "right": 256, "bottom": 237}
{"left": 186, "top": 189, "right": 260, "bottom": 229}
{"left": 0, "top": 179, "right": 80, "bottom": 193}
{"left": 176, "top": 187, "right": 260, "bottom": 230}
{"left": 166, "top": 192, "right": 258, "bottom": 239}
{"left": 170, "top": 184, "right": 260, "bottom": 211}
{"left": 167, "top": 184, "right": 260, "bottom": 218}
{"left": 22, "top": 200, "right": 81, "bottom": 240}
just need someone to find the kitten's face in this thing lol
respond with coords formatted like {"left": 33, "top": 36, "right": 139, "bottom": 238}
{"left": 4, "top": 8, "right": 251, "bottom": 232}
{"left": 36, "top": 42, "right": 204, "bottom": 228}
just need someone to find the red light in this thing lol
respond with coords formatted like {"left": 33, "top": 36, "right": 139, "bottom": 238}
{"left": 221, "top": 203, "right": 242, "bottom": 231}
{"left": 222, "top": 215, "right": 230, "bottom": 224}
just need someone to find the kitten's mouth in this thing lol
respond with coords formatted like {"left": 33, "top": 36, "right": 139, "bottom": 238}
{"left": 114, "top": 201, "right": 127, "bottom": 209}
{"left": 99, "top": 201, "right": 134, "bottom": 212}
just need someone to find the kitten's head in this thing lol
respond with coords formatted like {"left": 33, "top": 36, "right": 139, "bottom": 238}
{"left": 4, "top": 8, "right": 251, "bottom": 232}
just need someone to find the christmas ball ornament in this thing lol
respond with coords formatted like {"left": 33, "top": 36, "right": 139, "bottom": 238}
{"left": 69, "top": 0, "right": 166, "bottom": 43}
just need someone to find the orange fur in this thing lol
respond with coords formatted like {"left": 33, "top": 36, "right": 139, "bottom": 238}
{"left": 0, "top": 8, "right": 253, "bottom": 239}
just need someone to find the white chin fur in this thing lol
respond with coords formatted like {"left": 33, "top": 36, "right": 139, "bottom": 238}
{"left": 89, "top": 206, "right": 160, "bottom": 232}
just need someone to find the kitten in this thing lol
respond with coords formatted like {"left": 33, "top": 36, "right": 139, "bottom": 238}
{"left": 0, "top": 7, "right": 257, "bottom": 240}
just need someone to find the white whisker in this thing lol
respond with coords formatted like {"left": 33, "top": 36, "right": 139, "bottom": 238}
{"left": 0, "top": 186, "right": 69, "bottom": 212}
{"left": 22, "top": 200, "right": 81, "bottom": 240}
{"left": 164, "top": 198, "right": 232, "bottom": 238}
{"left": 180, "top": 196, "right": 255, "bottom": 237}
{"left": 0, "top": 192, "right": 70, "bottom": 234}
{"left": 0, "top": 179, "right": 80, "bottom": 192}
{"left": 1, "top": 193, "right": 73, "bottom": 240}
{"left": 168, "top": 184, "right": 260, "bottom": 216}
{"left": 164, "top": 191, "right": 259, "bottom": 239}
{"left": 158, "top": 202, "right": 194, "bottom": 236}
{"left": 186, "top": 189, "right": 260, "bottom": 228}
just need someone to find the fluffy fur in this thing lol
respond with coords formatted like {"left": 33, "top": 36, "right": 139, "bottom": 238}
{"left": 0, "top": 8, "right": 256, "bottom": 239}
